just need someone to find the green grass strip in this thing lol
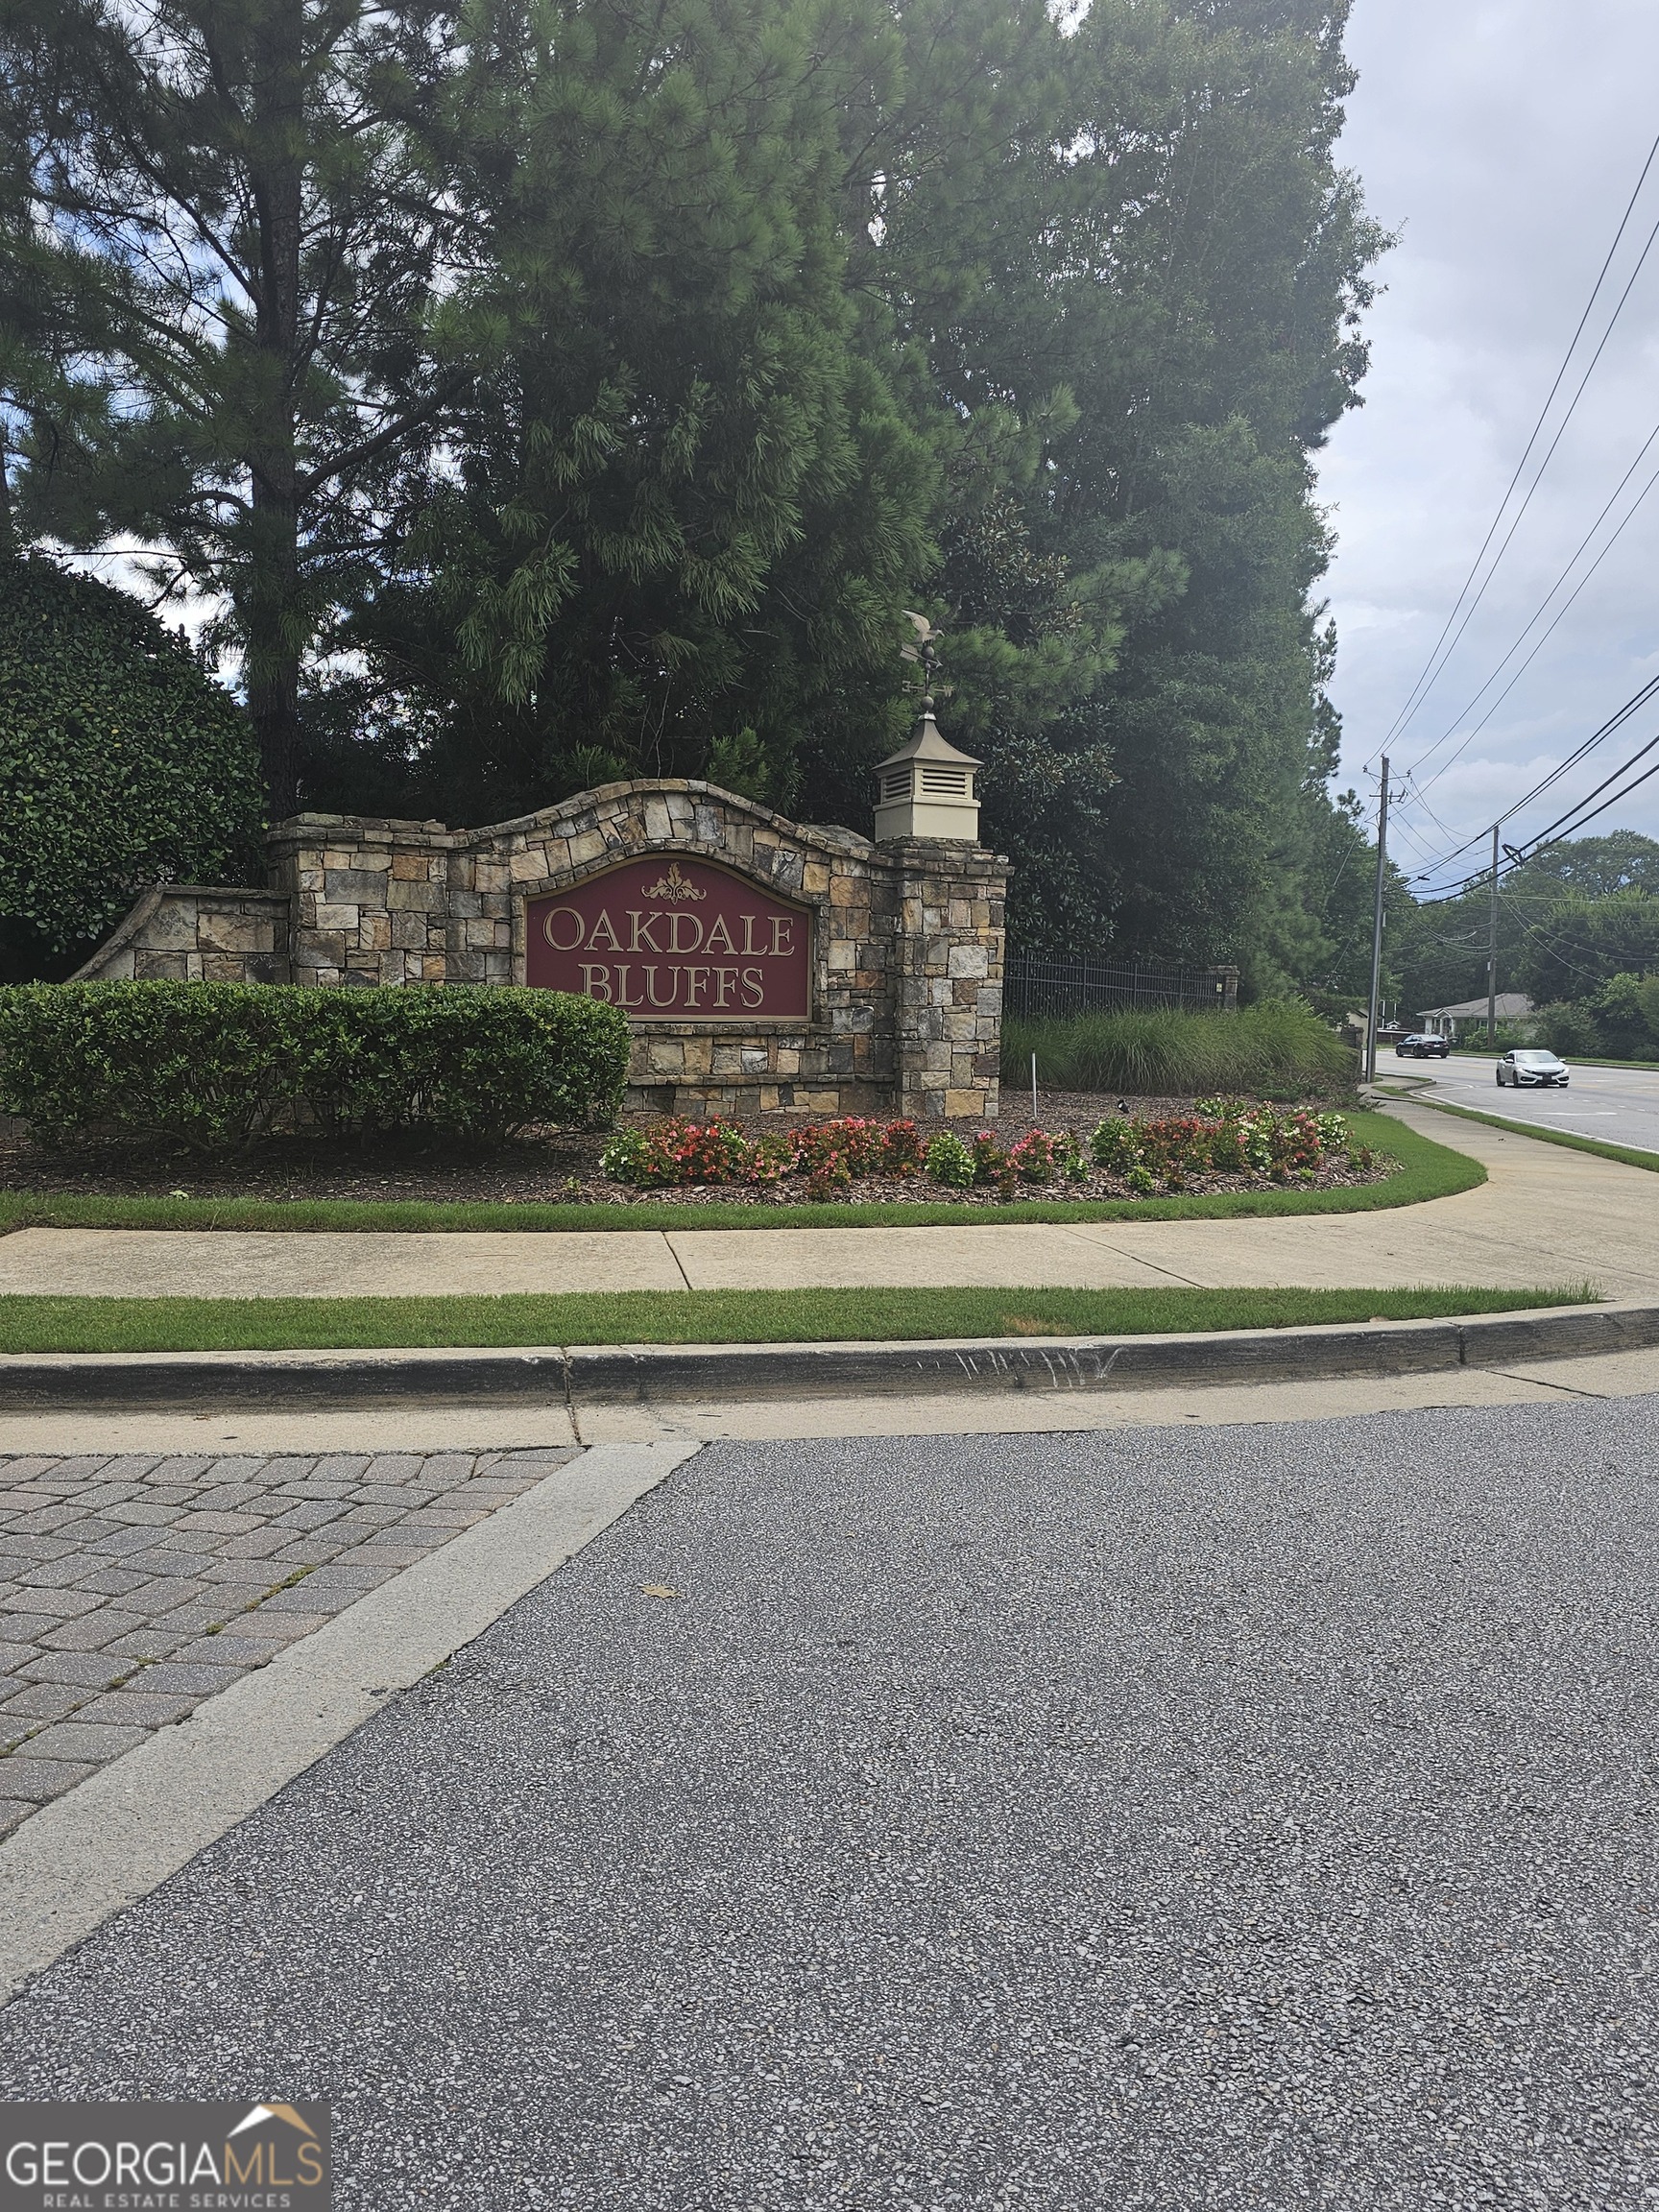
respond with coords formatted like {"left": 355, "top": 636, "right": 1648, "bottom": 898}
{"left": 0, "top": 1284, "right": 1594, "bottom": 1355}
{"left": 0, "top": 1111, "right": 1479, "bottom": 1235}
{"left": 1405, "top": 1094, "right": 1659, "bottom": 1171}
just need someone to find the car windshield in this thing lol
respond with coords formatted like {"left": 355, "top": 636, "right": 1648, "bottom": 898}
{"left": 1513, "top": 1051, "right": 1559, "bottom": 1065}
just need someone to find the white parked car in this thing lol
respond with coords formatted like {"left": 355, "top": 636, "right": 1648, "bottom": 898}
{"left": 1496, "top": 1048, "right": 1570, "bottom": 1089}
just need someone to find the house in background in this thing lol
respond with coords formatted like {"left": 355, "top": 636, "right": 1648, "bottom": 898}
{"left": 1417, "top": 993, "right": 1535, "bottom": 1041}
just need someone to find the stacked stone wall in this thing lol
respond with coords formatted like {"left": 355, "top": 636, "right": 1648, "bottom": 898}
{"left": 71, "top": 885, "right": 289, "bottom": 986}
{"left": 75, "top": 781, "right": 1007, "bottom": 1119}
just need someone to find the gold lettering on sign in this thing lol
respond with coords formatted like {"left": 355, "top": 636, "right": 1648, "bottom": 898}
{"left": 527, "top": 861, "right": 808, "bottom": 1019}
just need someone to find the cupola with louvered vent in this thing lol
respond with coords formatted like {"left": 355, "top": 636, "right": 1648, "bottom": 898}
{"left": 872, "top": 709, "right": 982, "bottom": 844}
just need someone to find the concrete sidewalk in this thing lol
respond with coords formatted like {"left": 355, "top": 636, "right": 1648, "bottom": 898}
{"left": 0, "top": 1101, "right": 1654, "bottom": 1300}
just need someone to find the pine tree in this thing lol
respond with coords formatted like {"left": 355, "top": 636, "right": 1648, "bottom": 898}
{"left": 0, "top": 0, "right": 482, "bottom": 812}
{"left": 331, "top": 0, "right": 937, "bottom": 822}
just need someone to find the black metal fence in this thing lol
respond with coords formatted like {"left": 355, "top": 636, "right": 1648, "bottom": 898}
{"left": 1003, "top": 950, "right": 1239, "bottom": 1021}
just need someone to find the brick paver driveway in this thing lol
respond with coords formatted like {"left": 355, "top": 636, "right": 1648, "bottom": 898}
{"left": 0, "top": 1447, "right": 575, "bottom": 1834}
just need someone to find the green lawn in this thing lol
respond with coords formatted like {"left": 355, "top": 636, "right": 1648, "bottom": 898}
{"left": 0, "top": 1283, "right": 1594, "bottom": 1355}
{"left": 0, "top": 1110, "right": 1479, "bottom": 1235}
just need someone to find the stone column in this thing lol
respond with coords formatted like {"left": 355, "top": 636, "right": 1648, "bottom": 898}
{"left": 884, "top": 839, "right": 1007, "bottom": 1122}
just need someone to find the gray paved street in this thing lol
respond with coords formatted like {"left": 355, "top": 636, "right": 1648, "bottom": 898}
{"left": 1393, "top": 1049, "right": 1659, "bottom": 1153}
{"left": 3, "top": 1403, "right": 1658, "bottom": 2207}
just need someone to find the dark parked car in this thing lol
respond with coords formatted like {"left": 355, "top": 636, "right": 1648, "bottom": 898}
{"left": 1497, "top": 1048, "right": 1570, "bottom": 1088}
{"left": 1394, "top": 1033, "right": 1451, "bottom": 1059}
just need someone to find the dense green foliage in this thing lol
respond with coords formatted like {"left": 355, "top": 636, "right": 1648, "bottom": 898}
{"left": 1395, "top": 832, "right": 1659, "bottom": 1058}
{"left": 867, "top": 0, "right": 1385, "bottom": 972}
{"left": 1005, "top": 1001, "right": 1354, "bottom": 1098}
{"left": 0, "top": 557, "right": 264, "bottom": 961}
{"left": 1, "top": 0, "right": 1385, "bottom": 986}
{"left": 0, "top": 980, "right": 629, "bottom": 1146}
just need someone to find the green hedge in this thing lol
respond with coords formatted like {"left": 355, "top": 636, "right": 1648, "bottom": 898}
{"left": 0, "top": 981, "right": 631, "bottom": 1148}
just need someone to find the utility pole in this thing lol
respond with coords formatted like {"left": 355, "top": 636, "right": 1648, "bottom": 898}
{"left": 1365, "top": 756, "right": 1390, "bottom": 1084}
{"left": 1486, "top": 821, "right": 1500, "bottom": 1047}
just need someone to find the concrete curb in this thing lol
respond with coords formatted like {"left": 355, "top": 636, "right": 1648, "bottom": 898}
{"left": 0, "top": 1302, "right": 1651, "bottom": 1411}
{"left": 0, "top": 1440, "right": 699, "bottom": 2002}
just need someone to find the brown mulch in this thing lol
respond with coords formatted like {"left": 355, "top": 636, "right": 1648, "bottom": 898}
{"left": 0, "top": 1090, "right": 1381, "bottom": 1209}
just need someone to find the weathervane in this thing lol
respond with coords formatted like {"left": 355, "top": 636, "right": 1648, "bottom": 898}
{"left": 901, "top": 610, "right": 943, "bottom": 717}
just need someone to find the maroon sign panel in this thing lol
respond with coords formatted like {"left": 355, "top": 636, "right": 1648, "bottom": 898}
{"left": 525, "top": 856, "right": 810, "bottom": 1020}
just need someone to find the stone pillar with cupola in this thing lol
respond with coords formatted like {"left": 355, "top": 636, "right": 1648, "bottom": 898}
{"left": 871, "top": 698, "right": 1007, "bottom": 1122}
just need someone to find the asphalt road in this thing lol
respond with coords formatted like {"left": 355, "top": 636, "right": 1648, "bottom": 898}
{"left": 4, "top": 1407, "right": 1658, "bottom": 2209}
{"left": 1391, "top": 1049, "right": 1659, "bottom": 1153}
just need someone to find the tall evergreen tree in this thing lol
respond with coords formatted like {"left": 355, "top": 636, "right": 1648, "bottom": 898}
{"left": 3, "top": 0, "right": 1386, "bottom": 990}
{"left": 838, "top": 0, "right": 1384, "bottom": 973}
{"left": 0, "top": 0, "right": 481, "bottom": 812}
{"left": 326, "top": 0, "right": 938, "bottom": 822}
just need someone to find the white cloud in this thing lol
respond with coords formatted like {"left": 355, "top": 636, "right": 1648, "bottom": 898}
{"left": 1324, "top": 0, "right": 1659, "bottom": 876}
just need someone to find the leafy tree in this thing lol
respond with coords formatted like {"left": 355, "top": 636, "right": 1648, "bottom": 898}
{"left": 1584, "top": 972, "right": 1658, "bottom": 1059}
{"left": 1513, "top": 892, "right": 1659, "bottom": 1006}
{"left": 5, "top": 0, "right": 1387, "bottom": 992}
{"left": 1397, "top": 834, "right": 1659, "bottom": 1017}
{"left": 0, "top": 0, "right": 481, "bottom": 813}
{"left": 0, "top": 557, "right": 264, "bottom": 971}
{"left": 809, "top": 0, "right": 1385, "bottom": 972}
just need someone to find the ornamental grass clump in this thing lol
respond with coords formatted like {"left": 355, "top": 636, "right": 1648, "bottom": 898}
{"left": 1005, "top": 1001, "right": 1353, "bottom": 1099}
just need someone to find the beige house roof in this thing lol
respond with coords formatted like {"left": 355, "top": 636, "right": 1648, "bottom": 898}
{"left": 1417, "top": 993, "right": 1533, "bottom": 1022}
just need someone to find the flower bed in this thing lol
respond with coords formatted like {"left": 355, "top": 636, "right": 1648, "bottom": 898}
{"left": 601, "top": 1100, "right": 1374, "bottom": 1202}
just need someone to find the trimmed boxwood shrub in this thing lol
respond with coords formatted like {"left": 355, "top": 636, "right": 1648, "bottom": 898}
{"left": 0, "top": 980, "right": 631, "bottom": 1148}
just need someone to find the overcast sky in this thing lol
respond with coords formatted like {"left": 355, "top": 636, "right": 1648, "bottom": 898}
{"left": 1321, "top": 0, "right": 1659, "bottom": 886}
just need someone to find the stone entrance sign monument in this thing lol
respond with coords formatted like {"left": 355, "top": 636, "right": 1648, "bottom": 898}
{"left": 78, "top": 706, "right": 1007, "bottom": 1119}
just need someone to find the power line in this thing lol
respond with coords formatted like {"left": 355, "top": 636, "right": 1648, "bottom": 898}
{"left": 1416, "top": 739, "right": 1659, "bottom": 902}
{"left": 1400, "top": 670, "right": 1659, "bottom": 886}
{"left": 1404, "top": 426, "right": 1659, "bottom": 805}
{"left": 1364, "top": 125, "right": 1659, "bottom": 776}
{"left": 1527, "top": 743, "right": 1659, "bottom": 849}
{"left": 1393, "top": 204, "right": 1659, "bottom": 774}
